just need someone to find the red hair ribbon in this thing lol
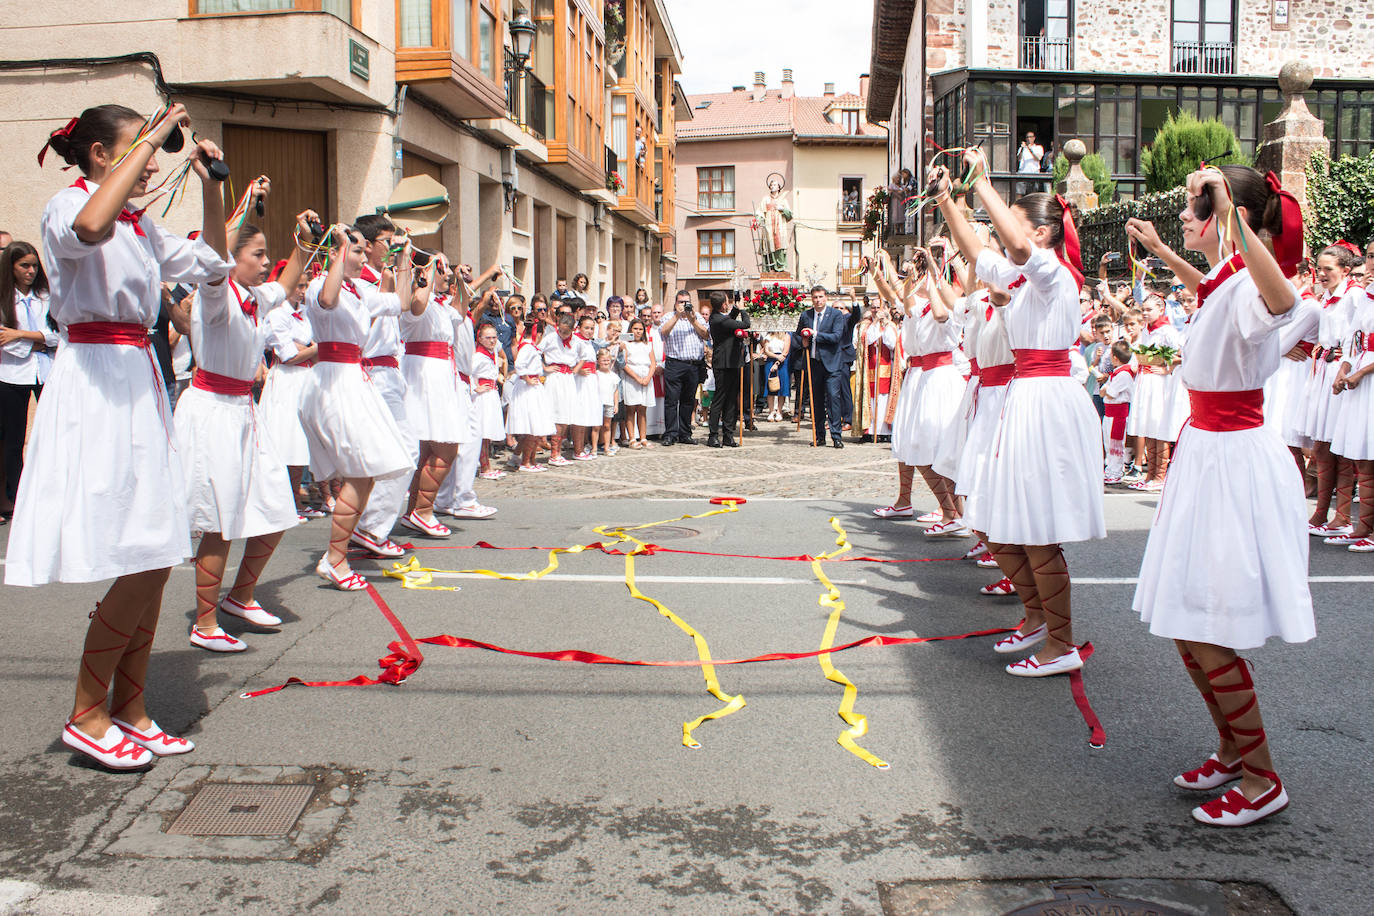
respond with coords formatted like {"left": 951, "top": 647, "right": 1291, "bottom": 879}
{"left": 37, "top": 117, "right": 78, "bottom": 167}
{"left": 1335, "top": 239, "right": 1362, "bottom": 257}
{"left": 1054, "top": 194, "right": 1085, "bottom": 291}
{"left": 1264, "top": 172, "right": 1304, "bottom": 279}
{"left": 268, "top": 259, "right": 289, "bottom": 283}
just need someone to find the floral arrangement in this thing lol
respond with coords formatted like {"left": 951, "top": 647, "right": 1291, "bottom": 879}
{"left": 1132, "top": 343, "right": 1178, "bottom": 365}
{"left": 607, "top": 171, "right": 624, "bottom": 193}
{"left": 862, "top": 186, "right": 889, "bottom": 242}
{"left": 747, "top": 283, "right": 807, "bottom": 315}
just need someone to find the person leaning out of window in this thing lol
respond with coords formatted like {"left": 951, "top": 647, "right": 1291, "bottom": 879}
{"left": 0, "top": 241, "right": 58, "bottom": 521}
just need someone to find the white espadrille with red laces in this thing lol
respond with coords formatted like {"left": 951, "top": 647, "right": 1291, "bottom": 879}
{"left": 1192, "top": 779, "right": 1289, "bottom": 827}
{"left": 979, "top": 576, "right": 1016, "bottom": 596}
{"left": 993, "top": 621, "right": 1047, "bottom": 654}
{"left": 112, "top": 718, "right": 195, "bottom": 756}
{"left": 399, "top": 510, "right": 452, "bottom": 539}
{"left": 190, "top": 626, "right": 247, "bottom": 653}
{"left": 349, "top": 529, "right": 405, "bottom": 558}
{"left": 1173, "top": 753, "right": 1242, "bottom": 790}
{"left": 62, "top": 723, "right": 153, "bottom": 770}
{"left": 963, "top": 540, "right": 986, "bottom": 559}
{"left": 219, "top": 595, "right": 282, "bottom": 628}
{"left": 873, "top": 504, "right": 914, "bottom": 519}
{"left": 1005, "top": 646, "right": 1084, "bottom": 677}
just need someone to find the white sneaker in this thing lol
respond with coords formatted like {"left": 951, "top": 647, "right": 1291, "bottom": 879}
{"left": 447, "top": 503, "right": 498, "bottom": 520}
{"left": 190, "top": 626, "right": 247, "bottom": 653}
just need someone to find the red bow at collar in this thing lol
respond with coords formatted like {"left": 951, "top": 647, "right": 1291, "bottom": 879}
{"left": 360, "top": 265, "right": 380, "bottom": 285}
{"left": 342, "top": 280, "right": 359, "bottom": 298}
{"left": 72, "top": 177, "right": 147, "bottom": 237}
{"left": 229, "top": 282, "right": 257, "bottom": 322}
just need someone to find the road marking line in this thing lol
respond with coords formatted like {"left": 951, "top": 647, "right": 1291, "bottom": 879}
{"left": 363, "top": 570, "right": 868, "bottom": 586}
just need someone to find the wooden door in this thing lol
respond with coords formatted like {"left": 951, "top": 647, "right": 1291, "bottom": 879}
{"left": 220, "top": 125, "right": 329, "bottom": 267}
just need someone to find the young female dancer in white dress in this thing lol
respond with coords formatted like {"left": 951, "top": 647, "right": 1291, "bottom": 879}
{"left": 1328, "top": 283, "right": 1374, "bottom": 552}
{"left": 260, "top": 256, "right": 319, "bottom": 519}
{"left": 1303, "top": 246, "right": 1360, "bottom": 537}
{"left": 1129, "top": 165, "right": 1313, "bottom": 826}
{"left": 14, "top": 103, "right": 234, "bottom": 768}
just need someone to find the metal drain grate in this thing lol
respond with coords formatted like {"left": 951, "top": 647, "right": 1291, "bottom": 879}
{"left": 168, "top": 783, "right": 314, "bottom": 837}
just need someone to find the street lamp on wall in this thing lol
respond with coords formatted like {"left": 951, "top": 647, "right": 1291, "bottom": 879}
{"left": 508, "top": 12, "right": 536, "bottom": 72}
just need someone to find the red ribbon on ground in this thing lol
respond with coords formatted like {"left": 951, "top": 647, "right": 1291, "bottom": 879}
{"left": 395, "top": 540, "right": 966, "bottom": 565}
{"left": 1068, "top": 642, "right": 1104, "bottom": 747}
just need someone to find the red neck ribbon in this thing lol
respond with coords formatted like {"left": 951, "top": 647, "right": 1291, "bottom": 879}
{"left": 342, "top": 280, "right": 359, "bottom": 298}
{"left": 1054, "top": 195, "right": 1085, "bottom": 291}
{"left": 72, "top": 178, "right": 146, "bottom": 237}
{"left": 1196, "top": 252, "right": 1246, "bottom": 310}
{"left": 229, "top": 281, "right": 257, "bottom": 322}
{"left": 475, "top": 345, "right": 497, "bottom": 363}
{"left": 360, "top": 265, "right": 380, "bottom": 285}
{"left": 1146, "top": 314, "right": 1169, "bottom": 333}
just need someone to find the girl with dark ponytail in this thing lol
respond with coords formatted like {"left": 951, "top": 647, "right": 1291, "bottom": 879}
{"left": 1126, "top": 164, "right": 1313, "bottom": 827}
{"left": 9, "top": 103, "right": 234, "bottom": 770}
{"left": 930, "top": 150, "right": 1107, "bottom": 680}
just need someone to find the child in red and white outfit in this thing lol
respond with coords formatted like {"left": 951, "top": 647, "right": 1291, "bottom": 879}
{"left": 260, "top": 257, "right": 319, "bottom": 520}
{"left": 540, "top": 312, "right": 594, "bottom": 465}
{"left": 1126, "top": 295, "right": 1186, "bottom": 491}
{"left": 1130, "top": 165, "right": 1312, "bottom": 827}
{"left": 1328, "top": 282, "right": 1374, "bottom": 551}
{"left": 436, "top": 273, "right": 500, "bottom": 520}
{"left": 473, "top": 321, "right": 507, "bottom": 478}
{"left": 1100, "top": 340, "right": 1136, "bottom": 483}
{"left": 1303, "top": 245, "right": 1361, "bottom": 537}
{"left": 180, "top": 198, "right": 309, "bottom": 654}
{"left": 506, "top": 326, "right": 555, "bottom": 471}
{"left": 15, "top": 103, "right": 234, "bottom": 769}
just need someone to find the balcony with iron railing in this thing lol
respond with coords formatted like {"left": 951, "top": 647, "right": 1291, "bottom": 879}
{"left": 1020, "top": 36, "right": 1073, "bottom": 70}
{"left": 838, "top": 198, "right": 863, "bottom": 226}
{"left": 504, "top": 50, "right": 549, "bottom": 140}
{"left": 1171, "top": 41, "right": 1236, "bottom": 75}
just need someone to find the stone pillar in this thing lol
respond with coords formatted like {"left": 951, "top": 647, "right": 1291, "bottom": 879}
{"left": 1254, "top": 60, "right": 1329, "bottom": 211}
{"left": 1057, "top": 139, "right": 1098, "bottom": 211}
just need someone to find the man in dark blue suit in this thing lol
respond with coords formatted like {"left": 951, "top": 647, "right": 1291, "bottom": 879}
{"left": 793, "top": 286, "right": 859, "bottom": 448}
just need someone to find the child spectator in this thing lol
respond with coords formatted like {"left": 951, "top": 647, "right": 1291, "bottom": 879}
{"left": 1101, "top": 340, "right": 1137, "bottom": 483}
{"left": 595, "top": 347, "right": 620, "bottom": 456}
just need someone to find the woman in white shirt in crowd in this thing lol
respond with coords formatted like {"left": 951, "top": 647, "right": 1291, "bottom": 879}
{"left": 0, "top": 241, "right": 58, "bottom": 520}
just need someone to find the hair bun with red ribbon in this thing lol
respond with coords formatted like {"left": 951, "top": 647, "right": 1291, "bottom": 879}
{"left": 38, "top": 116, "right": 79, "bottom": 167}
{"left": 1264, "top": 172, "right": 1304, "bottom": 279}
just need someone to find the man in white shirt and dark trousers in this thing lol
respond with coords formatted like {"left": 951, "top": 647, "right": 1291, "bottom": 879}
{"left": 1016, "top": 131, "right": 1045, "bottom": 197}
{"left": 659, "top": 289, "right": 709, "bottom": 446}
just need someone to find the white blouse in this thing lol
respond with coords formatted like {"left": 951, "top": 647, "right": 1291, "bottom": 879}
{"left": 1, "top": 290, "right": 59, "bottom": 385}
{"left": 355, "top": 269, "right": 403, "bottom": 360}
{"left": 1315, "top": 282, "right": 1359, "bottom": 349}
{"left": 400, "top": 295, "right": 458, "bottom": 345}
{"left": 513, "top": 340, "right": 544, "bottom": 377}
{"left": 265, "top": 301, "right": 313, "bottom": 363}
{"left": 976, "top": 246, "right": 1080, "bottom": 351}
{"left": 40, "top": 180, "right": 231, "bottom": 328}
{"left": 192, "top": 279, "right": 285, "bottom": 381}
{"left": 1178, "top": 259, "right": 1294, "bottom": 392}
{"left": 540, "top": 330, "right": 590, "bottom": 369}
{"left": 908, "top": 301, "right": 961, "bottom": 356}
{"left": 306, "top": 275, "right": 399, "bottom": 346}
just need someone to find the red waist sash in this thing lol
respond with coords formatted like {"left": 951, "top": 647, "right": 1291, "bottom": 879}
{"left": 1297, "top": 341, "right": 1314, "bottom": 357}
{"left": 362, "top": 355, "right": 400, "bottom": 369}
{"left": 191, "top": 369, "right": 253, "bottom": 397}
{"left": 67, "top": 321, "right": 149, "bottom": 347}
{"left": 548, "top": 364, "right": 575, "bottom": 375}
{"left": 910, "top": 351, "right": 953, "bottom": 371}
{"left": 1188, "top": 389, "right": 1264, "bottom": 432}
{"left": 1012, "top": 348, "right": 1071, "bottom": 378}
{"left": 405, "top": 341, "right": 453, "bottom": 360}
{"left": 1103, "top": 402, "right": 1130, "bottom": 440}
{"left": 968, "top": 358, "right": 980, "bottom": 376}
{"left": 317, "top": 342, "right": 363, "bottom": 364}
{"left": 980, "top": 363, "right": 1016, "bottom": 387}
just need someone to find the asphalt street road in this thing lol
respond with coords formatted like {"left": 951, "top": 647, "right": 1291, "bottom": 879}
{"left": 1, "top": 431, "right": 1370, "bottom": 915}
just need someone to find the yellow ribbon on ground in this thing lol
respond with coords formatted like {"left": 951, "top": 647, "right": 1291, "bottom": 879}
{"left": 811, "top": 517, "right": 889, "bottom": 769}
{"left": 383, "top": 544, "right": 590, "bottom": 590}
{"left": 594, "top": 502, "right": 746, "bottom": 749}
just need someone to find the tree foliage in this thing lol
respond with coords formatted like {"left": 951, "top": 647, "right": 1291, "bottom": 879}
{"left": 1140, "top": 111, "right": 1249, "bottom": 193}
{"left": 1052, "top": 152, "right": 1118, "bottom": 205}
{"left": 1305, "top": 150, "right": 1374, "bottom": 254}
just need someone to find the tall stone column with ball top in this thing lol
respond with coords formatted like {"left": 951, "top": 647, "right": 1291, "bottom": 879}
{"left": 1255, "top": 61, "right": 1329, "bottom": 211}
{"left": 1057, "top": 139, "right": 1099, "bottom": 212}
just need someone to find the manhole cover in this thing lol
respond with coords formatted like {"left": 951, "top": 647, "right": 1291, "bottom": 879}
{"left": 632, "top": 525, "right": 699, "bottom": 541}
{"left": 1006, "top": 881, "right": 1191, "bottom": 916}
{"left": 168, "top": 783, "right": 314, "bottom": 837}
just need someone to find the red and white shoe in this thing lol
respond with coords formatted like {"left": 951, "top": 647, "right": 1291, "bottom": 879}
{"left": 316, "top": 556, "right": 368, "bottom": 591}
{"left": 923, "top": 519, "right": 968, "bottom": 538}
{"left": 1005, "top": 646, "right": 1084, "bottom": 677}
{"left": 1322, "top": 533, "right": 1362, "bottom": 546}
{"left": 349, "top": 529, "right": 405, "bottom": 558}
{"left": 62, "top": 722, "right": 153, "bottom": 770}
{"left": 112, "top": 718, "right": 195, "bottom": 756}
{"left": 1309, "top": 522, "right": 1353, "bottom": 538}
{"left": 399, "top": 511, "right": 452, "bottom": 539}
{"left": 519, "top": 464, "right": 548, "bottom": 473}
{"left": 1192, "top": 779, "right": 1289, "bottom": 827}
{"left": 190, "top": 626, "right": 247, "bottom": 653}
{"left": 547, "top": 455, "right": 571, "bottom": 467}
{"left": 976, "top": 552, "right": 1000, "bottom": 569}
{"left": 963, "top": 540, "right": 987, "bottom": 560}
{"left": 916, "top": 510, "right": 942, "bottom": 524}
{"left": 993, "top": 622, "right": 1047, "bottom": 654}
{"left": 219, "top": 595, "right": 282, "bottom": 628}
{"left": 979, "top": 577, "right": 1016, "bottom": 596}
{"left": 1174, "top": 753, "right": 1242, "bottom": 791}
{"left": 1349, "top": 538, "right": 1374, "bottom": 553}
{"left": 446, "top": 503, "right": 498, "bottom": 520}
{"left": 872, "top": 504, "right": 914, "bottom": 519}
{"left": 479, "top": 469, "right": 508, "bottom": 480}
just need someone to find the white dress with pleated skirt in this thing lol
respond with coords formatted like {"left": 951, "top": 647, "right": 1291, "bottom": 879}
{"left": 259, "top": 302, "right": 315, "bottom": 465}
{"left": 1134, "top": 256, "right": 1313, "bottom": 649}
{"left": 621, "top": 339, "right": 655, "bottom": 407}
{"left": 6, "top": 181, "right": 233, "bottom": 586}
{"left": 946, "top": 296, "right": 1015, "bottom": 505}
{"left": 862, "top": 321, "right": 897, "bottom": 436}
{"left": 932, "top": 291, "right": 986, "bottom": 482}
{"left": 572, "top": 334, "right": 604, "bottom": 427}
{"left": 506, "top": 340, "right": 555, "bottom": 436}
{"left": 1264, "top": 294, "right": 1319, "bottom": 450}
{"left": 299, "top": 276, "right": 412, "bottom": 481}
{"left": 175, "top": 279, "right": 298, "bottom": 540}
{"left": 1126, "top": 319, "right": 1187, "bottom": 441}
{"left": 1301, "top": 282, "right": 1358, "bottom": 444}
{"left": 969, "top": 246, "right": 1106, "bottom": 546}
{"left": 1330, "top": 288, "right": 1374, "bottom": 461}
{"left": 472, "top": 345, "right": 506, "bottom": 440}
{"left": 400, "top": 295, "right": 466, "bottom": 444}
{"left": 889, "top": 302, "right": 924, "bottom": 464}
{"left": 904, "top": 302, "right": 965, "bottom": 467}
{"left": 540, "top": 330, "right": 586, "bottom": 425}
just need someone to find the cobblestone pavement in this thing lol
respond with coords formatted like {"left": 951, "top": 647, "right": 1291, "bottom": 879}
{"left": 483, "top": 419, "right": 930, "bottom": 502}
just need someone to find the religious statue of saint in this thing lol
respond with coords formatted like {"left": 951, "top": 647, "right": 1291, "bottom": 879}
{"left": 755, "top": 173, "right": 793, "bottom": 273}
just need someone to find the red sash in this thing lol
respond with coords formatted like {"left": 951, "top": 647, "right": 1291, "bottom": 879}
{"left": 1297, "top": 340, "right": 1315, "bottom": 357}
{"left": 191, "top": 368, "right": 254, "bottom": 397}
{"left": 318, "top": 342, "right": 363, "bottom": 364}
{"left": 67, "top": 321, "right": 149, "bottom": 347}
{"left": 549, "top": 364, "right": 575, "bottom": 374}
{"left": 1012, "top": 348, "right": 1071, "bottom": 378}
{"left": 919, "top": 351, "right": 954, "bottom": 371}
{"left": 405, "top": 341, "right": 453, "bottom": 360}
{"left": 459, "top": 372, "right": 472, "bottom": 384}
{"left": 968, "top": 358, "right": 980, "bottom": 376}
{"left": 980, "top": 363, "right": 1016, "bottom": 387}
{"left": 362, "top": 355, "right": 400, "bottom": 370}
{"left": 1187, "top": 389, "right": 1264, "bottom": 432}
{"left": 1103, "top": 402, "right": 1130, "bottom": 440}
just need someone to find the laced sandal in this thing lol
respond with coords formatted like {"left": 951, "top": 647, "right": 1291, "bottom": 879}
{"left": 1192, "top": 777, "right": 1288, "bottom": 827}
{"left": 315, "top": 556, "right": 368, "bottom": 591}
{"left": 993, "top": 621, "right": 1047, "bottom": 654}
{"left": 963, "top": 540, "right": 986, "bottom": 560}
{"left": 979, "top": 576, "right": 1016, "bottom": 596}
{"left": 1005, "top": 645, "right": 1083, "bottom": 677}
{"left": 1174, "top": 753, "right": 1242, "bottom": 791}
{"left": 399, "top": 511, "right": 452, "bottom": 539}
{"left": 190, "top": 625, "right": 247, "bottom": 653}
{"left": 111, "top": 718, "right": 195, "bottom": 756}
{"left": 916, "top": 510, "right": 942, "bottom": 524}
{"left": 62, "top": 722, "right": 153, "bottom": 770}
{"left": 923, "top": 519, "right": 968, "bottom": 538}
{"left": 348, "top": 530, "right": 405, "bottom": 558}
{"left": 976, "top": 552, "right": 1000, "bottom": 569}
{"left": 219, "top": 595, "right": 282, "bottom": 628}
{"left": 873, "top": 504, "right": 914, "bottom": 519}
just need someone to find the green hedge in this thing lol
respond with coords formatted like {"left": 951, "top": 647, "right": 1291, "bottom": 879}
{"left": 1074, "top": 187, "right": 1207, "bottom": 276}
{"left": 1305, "top": 150, "right": 1374, "bottom": 254}
{"left": 1141, "top": 111, "right": 1249, "bottom": 193}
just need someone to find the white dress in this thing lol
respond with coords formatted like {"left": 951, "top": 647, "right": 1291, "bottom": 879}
{"left": 299, "top": 276, "right": 412, "bottom": 481}
{"left": 452, "top": 313, "right": 480, "bottom": 445}
{"left": 1301, "top": 282, "right": 1358, "bottom": 443}
{"left": 400, "top": 295, "right": 465, "bottom": 444}
{"left": 1264, "top": 295, "right": 1319, "bottom": 450}
{"left": 897, "top": 297, "right": 965, "bottom": 467}
{"left": 1126, "top": 319, "right": 1186, "bottom": 441}
{"left": 540, "top": 330, "right": 584, "bottom": 425}
{"left": 972, "top": 246, "right": 1106, "bottom": 546}
{"left": 1134, "top": 257, "right": 1313, "bottom": 649}
{"left": 862, "top": 322, "right": 897, "bottom": 435}
{"left": 572, "top": 335, "right": 604, "bottom": 427}
{"left": 621, "top": 339, "right": 655, "bottom": 407}
{"left": 472, "top": 346, "right": 506, "bottom": 440}
{"left": 889, "top": 302, "right": 924, "bottom": 464}
{"left": 1329, "top": 288, "right": 1374, "bottom": 461}
{"left": 506, "top": 339, "right": 555, "bottom": 436}
{"left": 6, "top": 180, "right": 232, "bottom": 586}
{"left": 258, "top": 302, "right": 314, "bottom": 465}
{"left": 947, "top": 295, "right": 1015, "bottom": 506}
{"left": 932, "top": 291, "right": 985, "bottom": 482}
{"left": 175, "top": 279, "right": 297, "bottom": 539}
